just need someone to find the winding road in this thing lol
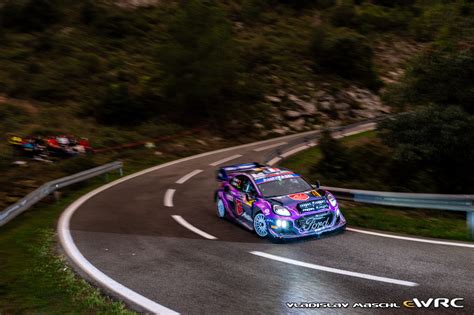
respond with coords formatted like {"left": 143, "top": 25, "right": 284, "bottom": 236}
{"left": 59, "top": 123, "right": 474, "bottom": 314}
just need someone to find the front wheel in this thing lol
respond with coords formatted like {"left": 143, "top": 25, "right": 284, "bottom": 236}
{"left": 253, "top": 212, "right": 269, "bottom": 238}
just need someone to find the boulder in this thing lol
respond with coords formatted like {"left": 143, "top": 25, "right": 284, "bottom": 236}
{"left": 319, "top": 101, "right": 332, "bottom": 111}
{"left": 334, "top": 103, "right": 350, "bottom": 111}
{"left": 289, "top": 118, "right": 306, "bottom": 131}
{"left": 285, "top": 110, "right": 302, "bottom": 119}
{"left": 287, "top": 94, "right": 317, "bottom": 115}
{"left": 265, "top": 95, "right": 282, "bottom": 103}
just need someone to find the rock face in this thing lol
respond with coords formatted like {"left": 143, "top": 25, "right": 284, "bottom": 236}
{"left": 265, "top": 83, "right": 391, "bottom": 136}
{"left": 284, "top": 110, "right": 302, "bottom": 119}
{"left": 265, "top": 95, "right": 282, "bottom": 103}
{"left": 289, "top": 118, "right": 306, "bottom": 131}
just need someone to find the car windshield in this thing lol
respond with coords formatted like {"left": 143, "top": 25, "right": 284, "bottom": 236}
{"left": 258, "top": 177, "right": 312, "bottom": 197}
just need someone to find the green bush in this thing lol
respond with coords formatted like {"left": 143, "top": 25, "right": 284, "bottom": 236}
{"left": 0, "top": 0, "right": 61, "bottom": 32}
{"left": 310, "top": 27, "right": 381, "bottom": 89}
{"left": 355, "top": 4, "right": 412, "bottom": 33}
{"left": 93, "top": 84, "right": 152, "bottom": 125}
{"left": 329, "top": 4, "right": 356, "bottom": 28}
{"left": 379, "top": 107, "right": 474, "bottom": 193}
{"left": 274, "top": 0, "right": 336, "bottom": 9}
{"left": 390, "top": 49, "right": 474, "bottom": 113}
{"left": 157, "top": 0, "right": 253, "bottom": 124}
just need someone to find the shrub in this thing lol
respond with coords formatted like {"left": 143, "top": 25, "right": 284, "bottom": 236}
{"left": 94, "top": 84, "right": 151, "bottom": 125}
{"left": 157, "top": 0, "right": 249, "bottom": 124}
{"left": 355, "top": 4, "right": 412, "bottom": 33}
{"left": 329, "top": 4, "right": 356, "bottom": 28}
{"left": 379, "top": 107, "right": 474, "bottom": 193}
{"left": 310, "top": 27, "right": 381, "bottom": 89}
{"left": 274, "top": 0, "right": 336, "bottom": 9}
{"left": 0, "top": 0, "right": 61, "bottom": 32}
{"left": 391, "top": 49, "right": 474, "bottom": 114}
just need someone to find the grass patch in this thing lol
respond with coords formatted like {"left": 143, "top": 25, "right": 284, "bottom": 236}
{"left": 281, "top": 130, "right": 472, "bottom": 242}
{"left": 341, "top": 201, "right": 471, "bottom": 242}
{"left": 0, "top": 175, "right": 136, "bottom": 314}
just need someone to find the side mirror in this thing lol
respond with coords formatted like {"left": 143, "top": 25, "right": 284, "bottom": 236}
{"left": 217, "top": 170, "right": 226, "bottom": 181}
{"left": 312, "top": 180, "right": 321, "bottom": 189}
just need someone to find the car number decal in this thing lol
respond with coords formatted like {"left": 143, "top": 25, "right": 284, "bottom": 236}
{"left": 288, "top": 193, "right": 309, "bottom": 201}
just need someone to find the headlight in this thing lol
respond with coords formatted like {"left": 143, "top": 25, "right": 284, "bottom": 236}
{"left": 327, "top": 194, "right": 338, "bottom": 208}
{"left": 272, "top": 204, "right": 291, "bottom": 217}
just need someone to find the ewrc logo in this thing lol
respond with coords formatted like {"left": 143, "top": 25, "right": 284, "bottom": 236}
{"left": 403, "top": 298, "right": 463, "bottom": 308}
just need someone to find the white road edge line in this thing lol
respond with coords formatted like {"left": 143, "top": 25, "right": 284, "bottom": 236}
{"left": 253, "top": 141, "right": 288, "bottom": 152}
{"left": 175, "top": 169, "right": 203, "bottom": 184}
{"left": 171, "top": 215, "right": 217, "bottom": 240}
{"left": 267, "top": 156, "right": 282, "bottom": 166}
{"left": 209, "top": 154, "right": 242, "bottom": 166}
{"left": 347, "top": 228, "right": 474, "bottom": 248}
{"left": 55, "top": 121, "right": 375, "bottom": 314}
{"left": 58, "top": 190, "right": 179, "bottom": 314}
{"left": 281, "top": 145, "right": 310, "bottom": 158}
{"left": 250, "top": 251, "right": 418, "bottom": 287}
{"left": 164, "top": 189, "right": 176, "bottom": 207}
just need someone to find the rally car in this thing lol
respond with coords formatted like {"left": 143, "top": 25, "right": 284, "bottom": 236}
{"left": 214, "top": 162, "right": 346, "bottom": 240}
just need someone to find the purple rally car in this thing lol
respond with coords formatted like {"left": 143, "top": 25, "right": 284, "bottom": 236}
{"left": 214, "top": 162, "right": 346, "bottom": 240}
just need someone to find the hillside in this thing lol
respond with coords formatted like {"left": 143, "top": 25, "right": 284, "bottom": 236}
{"left": 1, "top": 0, "right": 473, "bottom": 207}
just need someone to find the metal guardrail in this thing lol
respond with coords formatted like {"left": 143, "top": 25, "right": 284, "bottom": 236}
{"left": 262, "top": 116, "right": 387, "bottom": 165}
{"left": 324, "top": 186, "right": 474, "bottom": 238}
{"left": 262, "top": 117, "right": 474, "bottom": 239}
{"left": 0, "top": 161, "right": 123, "bottom": 227}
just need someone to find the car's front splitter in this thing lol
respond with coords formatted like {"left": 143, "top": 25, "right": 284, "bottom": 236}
{"left": 268, "top": 215, "right": 346, "bottom": 239}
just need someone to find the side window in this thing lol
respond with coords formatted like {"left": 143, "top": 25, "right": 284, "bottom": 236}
{"left": 243, "top": 180, "right": 257, "bottom": 194}
{"left": 231, "top": 175, "right": 246, "bottom": 191}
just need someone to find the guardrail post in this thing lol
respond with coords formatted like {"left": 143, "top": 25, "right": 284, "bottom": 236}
{"left": 104, "top": 172, "right": 109, "bottom": 182}
{"left": 468, "top": 212, "right": 474, "bottom": 239}
{"left": 118, "top": 167, "right": 123, "bottom": 177}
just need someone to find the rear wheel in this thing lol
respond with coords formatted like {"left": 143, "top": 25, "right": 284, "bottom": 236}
{"left": 217, "top": 197, "right": 226, "bottom": 219}
{"left": 253, "top": 212, "right": 269, "bottom": 238}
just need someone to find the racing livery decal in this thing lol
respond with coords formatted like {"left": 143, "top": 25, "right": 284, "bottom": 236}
{"left": 215, "top": 162, "right": 346, "bottom": 240}
{"left": 235, "top": 199, "right": 244, "bottom": 216}
{"left": 288, "top": 193, "right": 310, "bottom": 201}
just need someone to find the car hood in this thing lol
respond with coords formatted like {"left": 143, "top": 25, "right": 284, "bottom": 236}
{"left": 269, "top": 190, "right": 330, "bottom": 213}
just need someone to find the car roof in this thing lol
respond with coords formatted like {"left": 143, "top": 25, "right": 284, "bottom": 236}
{"left": 235, "top": 166, "right": 300, "bottom": 184}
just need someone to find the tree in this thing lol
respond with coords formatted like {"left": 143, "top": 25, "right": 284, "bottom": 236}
{"left": 157, "top": 0, "right": 240, "bottom": 123}
{"left": 310, "top": 129, "right": 352, "bottom": 182}
{"left": 0, "top": 0, "right": 60, "bottom": 31}
{"left": 379, "top": 107, "right": 474, "bottom": 193}
{"left": 310, "top": 27, "right": 381, "bottom": 90}
{"left": 394, "top": 49, "right": 474, "bottom": 114}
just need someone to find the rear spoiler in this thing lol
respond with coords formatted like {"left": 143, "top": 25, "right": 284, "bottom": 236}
{"left": 216, "top": 162, "right": 264, "bottom": 181}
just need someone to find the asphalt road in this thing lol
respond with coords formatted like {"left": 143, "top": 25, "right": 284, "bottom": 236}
{"left": 66, "top": 124, "right": 474, "bottom": 315}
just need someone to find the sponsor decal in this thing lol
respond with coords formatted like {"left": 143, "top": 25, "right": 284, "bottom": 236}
{"left": 235, "top": 200, "right": 243, "bottom": 216}
{"left": 255, "top": 173, "right": 298, "bottom": 184}
{"left": 288, "top": 193, "right": 309, "bottom": 201}
{"left": 263, "top": 167, "right": 280, "bottom": 174}
{"left": 298, "top": 199, "right": 328, "bottom": 212}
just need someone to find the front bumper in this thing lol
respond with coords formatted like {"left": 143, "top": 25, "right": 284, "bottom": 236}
{"left": 267, "top": 213, "right": 347, "bottom": 239}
